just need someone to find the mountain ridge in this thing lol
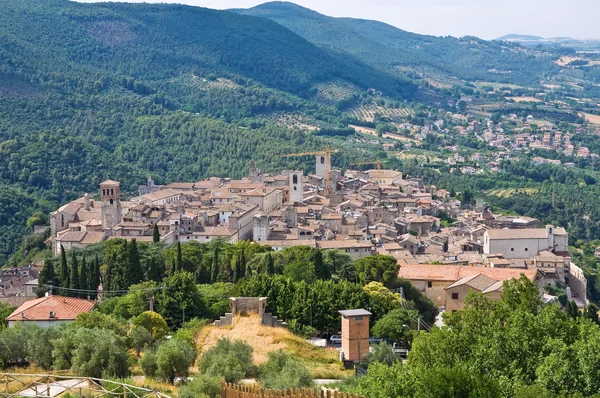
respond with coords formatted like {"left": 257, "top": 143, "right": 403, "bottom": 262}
{"left": 233, "top": 1, "right": 560, "bottom": 85}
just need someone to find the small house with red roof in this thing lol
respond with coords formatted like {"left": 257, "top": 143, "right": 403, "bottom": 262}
{"left": 6, "top": 295, "right": 96, "bottom": 328}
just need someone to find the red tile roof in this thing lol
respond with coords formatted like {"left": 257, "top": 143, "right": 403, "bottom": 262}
{"left": 399, "top": 263, "right": 537, "bottom": 283}
{"left": 6, "top": 296, "right": 95, "bottom": 322}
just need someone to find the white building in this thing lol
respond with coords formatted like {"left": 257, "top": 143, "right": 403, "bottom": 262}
{"left": 483, "top": 225, "right": 568, "bottom": 259}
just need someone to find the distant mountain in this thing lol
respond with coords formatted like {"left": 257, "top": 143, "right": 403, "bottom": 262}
{"left": 0, "top": 0, "right": 414, "bottom": 100}
{"left": 497, "top": 34, "right": 600, "bottom": 52}
{"left": 233, "top": 1, "right": 559, "bottom": 85}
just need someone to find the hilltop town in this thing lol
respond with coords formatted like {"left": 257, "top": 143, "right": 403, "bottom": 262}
{"left": 46, "top": 154, "right": 588, "bottom": 311}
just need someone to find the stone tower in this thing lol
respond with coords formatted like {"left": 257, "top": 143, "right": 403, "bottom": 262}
{"left": 339, "top": 309, "right": 371, "bottom": 362}
{"left": 248, "top": 159, "right": 261, "bottom": 181}
{"left": 100, "top": 180, "right": 122, "bottom": 231}
{"left": 315, "top": 155, "right": 328, "bottom": 178}
{"left": 289, "top": 170, "right": 304, "bottom": 204}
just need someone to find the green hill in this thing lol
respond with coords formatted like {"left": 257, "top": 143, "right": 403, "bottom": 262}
{"left": 233, "top": 1, "right": 560, "bottom": 85}
{"left": 0, "top": 0, "right": 420, "bottom": 265}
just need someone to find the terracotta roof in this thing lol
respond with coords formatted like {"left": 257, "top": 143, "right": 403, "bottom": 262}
{"left": 56, "top": 231, "right": 87, "bottom": 242}
{"left": 318, "top": 240, "right": 372, "bottom": 249}
{"left": 100, "top": 180, "right": 120, "bottom": 186}
{"left": 399, "top": 264, "right": 537, "bottom": 282}
{"left": 80, "top": 232, "right": 106, "bottom": 245}
{"left": 482, "top": 280, "right": 505, "bottom": 294}
{"left": 445, "top": 274, "right": 497, "bottom": 291}
{"left": 486, "top": 228, "right": 548, "bottom": 240}
{"left": 6, "top": 296, "right": 95, "bottom": 322}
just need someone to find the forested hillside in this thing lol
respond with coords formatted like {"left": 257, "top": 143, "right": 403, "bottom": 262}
{"left": 234, "top": 2, "right": 560, "bottom": 85}
{"left": 0, "top": 0, "right": 420, "bottom": 264}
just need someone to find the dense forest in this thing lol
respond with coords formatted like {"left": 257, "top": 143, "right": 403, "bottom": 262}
{"left": 0, "top": 0, "right": 421, "bottom": 264}
{"left": 235, "top": 2, "right": 560, "bottom": 85}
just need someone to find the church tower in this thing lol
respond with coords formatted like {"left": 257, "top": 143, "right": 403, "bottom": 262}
{"left": 289, "top": 170, "right": 304, "bottom": 204}
{"left": 100, "top": 180, "right": 122, "bottom": 230}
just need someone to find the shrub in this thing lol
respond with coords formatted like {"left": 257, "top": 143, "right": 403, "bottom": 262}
{"left": 130, "top": 326, "right": 153, "bottom": 355}
{"left": 155, "top": 338, "right": 196, "bottom": 383}
{"left": 132, "top": 311, "right": 169, "bottom": 341}
{"left": 27, "top": 326, "right": 62, "bottom": 370}
{"left": 51, "top": 327, "right": 129, "bottom": 378}
{"left": 139, "top": 350, "right": 158, "bottom": 378}
{"left": 366, "top": 342, "right": 397, "bottom": 366}
{"left": 74, "top": 311, "right": 128, "bottom": 336}
{"left": 178, "top": 374, "right": 221, "bottom": 398}
{"left": 197, "top": 338, "right": 253, "bottom": 383}
{"left": 69, "top": 328, "right": 130, "bottom": 378}
{"left": 258, "top": 350, "right": 313, "bottom": 389}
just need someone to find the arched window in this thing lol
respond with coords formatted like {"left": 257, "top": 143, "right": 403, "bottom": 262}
{"left": 111, "top": 189, "right": 114, "bottom": 195}
{"left": 320, "top": 156, "right": 325, "bottom": 164}
{"left": 110, "top": 199, "right": 114, "bottom": 205}
{"left": 61, "top": 214, "right": 64, "bottom": 227}
{"left": 293, "top": 174, "right": 298, "bottom": 184}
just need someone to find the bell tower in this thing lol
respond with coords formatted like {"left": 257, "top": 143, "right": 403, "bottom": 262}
{"left": 100, "top": 180, "right": 122, "bottom": 230}
{"left": 289, "top": 170, "right": 304, "bottom": 204}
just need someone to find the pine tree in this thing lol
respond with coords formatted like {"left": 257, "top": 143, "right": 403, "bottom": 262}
{"left": 127, "top": 239, "right": 143, "bottom": 286}
{"left": 59, "top": 246, "right": 69, "bottom": 296}
{"left": 176, "top": 241, "right": 183, "bottom": 272}
{"left": 211, "top": 245, "right": 220, "bottom": 283}
{"left": 38, "top": 259, "right": 56, "bottom": 296}
{"left": 266, "top": 252, "right": 275, "bottom": 275}
{"left": 70, "top": 251, "right": 80, "bottom": 297}
{"left": 153, "top": 224, "right": 160, "bottom": 244}
{"left": 80, "top": 255, "right": 89, "bottom": 294}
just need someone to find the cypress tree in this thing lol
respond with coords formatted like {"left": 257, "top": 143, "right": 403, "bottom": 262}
{"left": 266, "top": 252, "right": 275, "bottom": 275}
{"left": 239, "top": 248, "right": 246, "bottom": 278}
{"left": 104, "top": 252, "right": 117, "bottom": 293}
{"left": 38, "top": 259, "right": 56, "bottom": 296}
{"left": 89, "top": 254, "right": 100, "bottom": 299}
{"left": 176, "top": 241, "right": 183, "bottom": 272}
{"left": 153, "top": 224, "right": 160, "bottom": 244}
{"left": 314, "top": 249, "right": 329, "bottom": 280}
{"left": 70, "top": 251, "right": 80, "bottom": 297}
{"left": 211, "top": 245, "right": 220, "bottom": 283}
{"left": 59, "top": 246, "right": 69, "bottom": 295}
{"left": 127, "top": 239, "right": 143, "bottom": 286}
{"left": 233, "top": 254, "right": 241, "bottom": 283}
{"left": 80, "top": 255, "right": 89, "bottom": 294}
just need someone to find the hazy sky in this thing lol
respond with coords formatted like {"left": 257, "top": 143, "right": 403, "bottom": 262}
{"left": 78, "top": 0, "right": 597, "bottom": 39}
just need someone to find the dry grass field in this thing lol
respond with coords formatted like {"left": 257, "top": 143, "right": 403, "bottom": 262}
{"left": 580, "top": 112, "right": 600, "bottom": 125}
{"left": 507, "top": 96, "right": 543, "bottom": 103}
{"left": 488, "top": 188, "right": 537, "bottom": 198}
{"left": 196, "top": 314, "right": 351, "bottom": 379}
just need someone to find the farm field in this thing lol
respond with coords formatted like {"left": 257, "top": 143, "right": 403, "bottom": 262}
{"left": 475, "top": 82, "right": 524, "bottom": 90}
{"left": 314, "top": 81, "right": 361, "bottom": 104}
{"left": 346, "top": 105, "right": 413, "bottom": 121}
{"left": 488, "top": 188, "right": 538, "bottom": 198}
{"left": 507, "top": 96, "right": 543, "bottom": 103}
{"left": 580, "top": 112, "right": 600, "bottom": 125}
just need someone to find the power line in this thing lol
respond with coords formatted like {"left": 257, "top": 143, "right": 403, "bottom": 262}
{"left": 43, "top": 285, "right": 167, "bottom": 295}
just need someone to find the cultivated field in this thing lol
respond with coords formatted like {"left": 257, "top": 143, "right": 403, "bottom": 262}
{"left": 347, "top": 105, "right": 413, "bottom": 121}
{"left": 314, "top": 81, "right": 361, "bottom": 104}
{"left": 507, "top": 96, "right": 543, "bottom": 103}
{"left": 580, "top": 112, "right": 600, "bottom": 125}
{"left": 488, "top": 188, "right": 537, "bottom": 198}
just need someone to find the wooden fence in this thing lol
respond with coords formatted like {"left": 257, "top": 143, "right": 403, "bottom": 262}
{"left": 221, "top": 382, "right": 365, "bottom": 398}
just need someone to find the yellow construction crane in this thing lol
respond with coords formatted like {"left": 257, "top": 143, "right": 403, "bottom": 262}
{"left": 350, "top": 160, "right": 382, "bottom": 182}
{"left": 283, "top": 147, "right": 339, "bottom": 195}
